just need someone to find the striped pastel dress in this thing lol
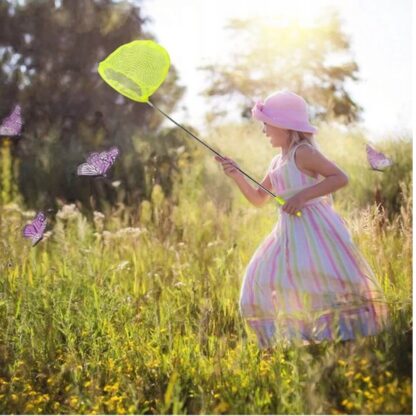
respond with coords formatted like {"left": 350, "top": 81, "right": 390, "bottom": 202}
{"left": 239, "top": 142, "right": 390, "bottom": 349}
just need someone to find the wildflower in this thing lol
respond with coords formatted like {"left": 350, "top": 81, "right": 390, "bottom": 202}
{"left": 3, "top": 202, "right": 22, "bottom": 213}
{"left": 93, "top": 211, "right": 105, "bottom": 231}
{"left": 114, "top": 260, "right": 130, "bottom": 271}
{"left": 364, "top": 391, "right": 373, "bottom": 399}
{"left": 42, "top": 230, "right": 52, "bottom": 241}
{"left": 69, "top": 396, "right": 79, "bottom": 407}
{"left": 341, "top": 399, "right": 353, "bottom": 410}
{"left": 337, "top": 359, "right": 347, "bottom": 366}
{"left": 115, "top": 227, "right": 143, "bottom": 238}
{"left": 117, "top": 405, "right": 126, "bottom": 414}
{"left": 56, "top": 203, "right": 80, "bottom": 220}
{"left": 259, "top": 360, "right": 270, "bottom": 375}
{"left": 214, "top": 401, "right": 230, "bottom": 413}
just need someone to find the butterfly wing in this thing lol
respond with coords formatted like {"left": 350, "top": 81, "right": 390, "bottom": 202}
{"left": 23, "top": 211, "right": 47, "bottom": 246}
{"left": 77, "top": 152, "right": 104, "bottom": 176}
{"left": 23, "top": 223, "right": 37, "bottom": 238}
{"left": 366, "top": 144, "right": 393, "bottom": 171}
{"left": 86, "top": 152, "right": 100, "bottom": 164}
{"left": 0, "top": 104, "right": 22, "bottom": 136}
{"left": 77, "top": 162, "right": 102, "bottom": 176}
{"left": 106, "top": 146, "right": 120, "bottom": 162}
{"left": 98, "top": 147, "right": 120, "bottom": 175}
{"left": 32, "top": 212, "right": 47, "bottom": 233}
{"left": 78, "top": 147, "right": 119, "bottom": 177}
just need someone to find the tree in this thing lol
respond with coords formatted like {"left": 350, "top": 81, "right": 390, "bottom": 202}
{"left": 200, "top": 9, "right": 363, "bottom": 126}
{"left": 0, "top": 0, "right": 187, "bottom": 211}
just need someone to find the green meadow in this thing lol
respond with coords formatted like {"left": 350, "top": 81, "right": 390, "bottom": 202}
{"left": 0, "top": 122, "right": 412, "bottom": 414}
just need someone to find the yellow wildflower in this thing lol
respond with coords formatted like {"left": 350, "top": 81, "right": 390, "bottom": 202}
{"left": 128, "top": 404, "right": 137, "bottom": 413}
{"left": 69, "top": 396, "right": 79, "bottom": 407}
{"left": 117, "top": 405, "right": 126, "bottom": 414}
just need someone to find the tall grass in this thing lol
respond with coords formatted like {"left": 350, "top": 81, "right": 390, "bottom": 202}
{"left": 0, "top": 123, "right": 412, "bottom": 414}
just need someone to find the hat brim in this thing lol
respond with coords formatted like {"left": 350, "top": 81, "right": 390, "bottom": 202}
{"left": 252, "top": 104, "right": 318, "bottom": 134}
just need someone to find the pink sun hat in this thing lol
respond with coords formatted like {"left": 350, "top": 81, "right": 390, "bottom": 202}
{"left": 251, "top": 90, "right": 318, "bottom": 134}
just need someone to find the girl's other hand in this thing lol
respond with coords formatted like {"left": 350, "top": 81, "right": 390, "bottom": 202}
{"left": 214, "top": 156, "right": 242, "bottom": 179}
{"left": 282, "top": 192, "right": 307, "bottom": 215}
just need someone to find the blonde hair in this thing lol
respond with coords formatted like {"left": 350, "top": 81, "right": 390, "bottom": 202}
{"left": 286, "top": 130, "right": 319, "bottom": 155}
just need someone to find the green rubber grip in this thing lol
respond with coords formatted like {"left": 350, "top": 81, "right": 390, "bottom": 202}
{"left": 274, "top": 196, "right": 302, "bottom": 217}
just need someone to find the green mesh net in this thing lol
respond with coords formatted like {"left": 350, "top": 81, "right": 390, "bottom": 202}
{"left": 98, "top": 40, "right": 170, "bottom": 103}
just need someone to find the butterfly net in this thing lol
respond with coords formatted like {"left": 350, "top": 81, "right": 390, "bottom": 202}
{"left": 98, "top": 40, "right": 170, "bottom": 103}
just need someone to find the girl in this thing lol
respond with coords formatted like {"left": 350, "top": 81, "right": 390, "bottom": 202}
{"left": 215, "top": 90, "right": 390, "bottom": 350}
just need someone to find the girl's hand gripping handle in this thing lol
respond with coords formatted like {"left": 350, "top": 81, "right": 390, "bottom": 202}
{"left": 274, "top": 196, "right": 302, "bottom": 217}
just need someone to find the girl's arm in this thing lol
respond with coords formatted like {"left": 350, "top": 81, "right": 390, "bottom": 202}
{"left": 282, "top": 145, "right": 348, "bottom": 215}
{"left": 296, "top": 145, "right": 349, "bottom": 200}
{"left": 214, "top": 156, "right": 273, "bottom": 207}
{"left": 233, "top": 171, "right": 273, "bottom": 207}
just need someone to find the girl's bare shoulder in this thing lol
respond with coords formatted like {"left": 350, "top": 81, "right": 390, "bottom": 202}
{"left": 295, "top": 144, "right": 344, "bottom": 177}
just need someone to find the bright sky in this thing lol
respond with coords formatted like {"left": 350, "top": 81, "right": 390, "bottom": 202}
{"left": 141, "top": 0, "right": 412, "bottom": 140}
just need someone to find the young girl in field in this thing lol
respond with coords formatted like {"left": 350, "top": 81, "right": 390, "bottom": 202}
{"left": 215, "top": 90, "right": 390, "bottom": 350}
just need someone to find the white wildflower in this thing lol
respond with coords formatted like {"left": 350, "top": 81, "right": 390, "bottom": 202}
{"left": 115, "top": 227, "right": 143, "bottom": 238}
{"left": 56, "top": 204, "right": 79, "bottom": 220}
{"left": 42, "top": 231, "right": 52, "bottom": 241}
{"left": 114, "top": 260, "right": 130, "bottom": 272}
{"left": 2, "top": 202, "right": 21, "bottom": 213}
{"left": 93, "top": 211, "right": 105, "bottom": 232}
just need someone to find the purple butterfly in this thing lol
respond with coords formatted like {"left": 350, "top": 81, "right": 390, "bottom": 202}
{"left": 0, "top": 104, "right": 22, "bottom": 137}
{"left": 23, "top": 211, "right": 47, "bottom": 246}
{"left": 77, "top": 146, "right": 120, "bottom": 177}
{"left": 366, "top": 144, "right": 393, "bottom": 172}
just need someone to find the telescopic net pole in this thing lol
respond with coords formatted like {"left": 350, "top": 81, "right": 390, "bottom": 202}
{"left": 147, "top": 100, "right": 277, "bottom": 199}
